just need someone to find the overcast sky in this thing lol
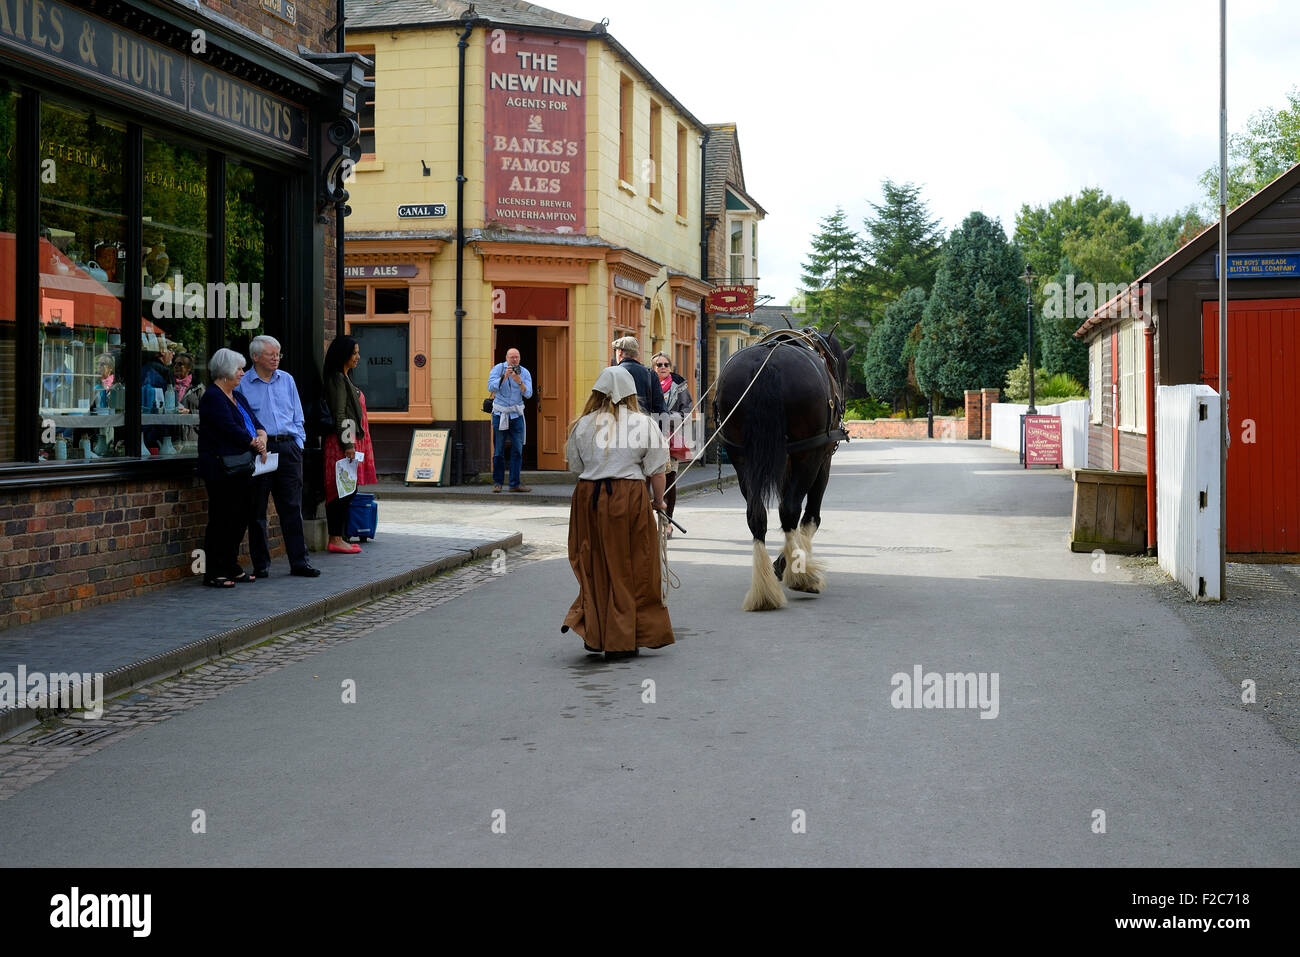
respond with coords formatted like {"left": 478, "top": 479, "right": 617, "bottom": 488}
{"left": 578, "top": 0, "right": 1300, "bottom": 303}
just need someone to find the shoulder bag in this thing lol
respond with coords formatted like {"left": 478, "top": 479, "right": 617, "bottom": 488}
{"left": 220, "top": 450, "right": 256, "bottom": 479}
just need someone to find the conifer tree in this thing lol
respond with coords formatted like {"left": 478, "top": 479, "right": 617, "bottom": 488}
{"left": 915, "top": 212, "right": 1026, "bottom": 404}
{"left": 859, "top": 180, "right": 945, "bottom": 312}
{"left": 862, "top": 286, "right": 925, "bottom": 410}
{"left": 800, "top": 207, "right": 866, "bottom": 329}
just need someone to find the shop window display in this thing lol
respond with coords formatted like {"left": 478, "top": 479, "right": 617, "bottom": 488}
{"left": 38, "top": 102, "right": 127, "bottom": 462}
{"left": 142, "top": 132, "right": 212, "bottom": 456}
{"left": 0, "top": 87, "right": 17, "bottom": 462}
{"left": 224, "top": 159, "right": 284, "bottom": 354}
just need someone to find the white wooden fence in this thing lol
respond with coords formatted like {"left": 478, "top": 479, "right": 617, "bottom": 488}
{"left": 989, "top": 399, "right": 1089, "bottom": 470}
{"left": 1156, "top": 384, "right": 1221, "bottom": 600}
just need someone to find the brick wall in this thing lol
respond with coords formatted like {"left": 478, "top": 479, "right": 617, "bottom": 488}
{"left": 846, "top": 417, "right": 967, "bottom": 440}
{"left": 201, "top": 0, "right": 337, "bottom": 57}
{"left": 199, "top": 0, "right": 340, "bottom": 342}
{"left": 0, "top": 478, "right": 285, "bottom": 630}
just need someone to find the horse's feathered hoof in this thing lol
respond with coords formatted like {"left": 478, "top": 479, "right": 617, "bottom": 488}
{"left": 786, "top": 573, "right": 826, "bottom": 595}
{"left": 744, "top": 541, "right": 787, "bottom": 611}
{"left": 743, "top": 587, "right": 787, "bottom": 611}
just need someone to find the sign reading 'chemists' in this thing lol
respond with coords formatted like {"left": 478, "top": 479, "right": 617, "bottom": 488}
{"left": 484, "top": 32, "right": 586, "bottom": 234}
{"left": 0, "top": 0, "right": 308, "bottom": 154}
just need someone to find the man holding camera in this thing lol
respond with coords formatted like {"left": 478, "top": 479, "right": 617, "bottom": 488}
{"left": 488, "top": 348, "right": 533, "bottom": 493}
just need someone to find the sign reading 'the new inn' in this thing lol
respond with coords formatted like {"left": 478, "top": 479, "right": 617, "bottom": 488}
{"left": 485, "top": 33, "right": 586, "bottom": 234}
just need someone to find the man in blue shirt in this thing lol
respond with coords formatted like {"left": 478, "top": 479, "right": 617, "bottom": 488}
{"left": 236, "top": 335, "right": 320, "bottom": 577}
{"left": 488, "top": 347, "right": 533, "bottom": 492}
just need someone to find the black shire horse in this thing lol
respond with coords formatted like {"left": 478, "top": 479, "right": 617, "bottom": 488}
{"left": 714, "top": 328, "right": 854, "bottom": 611}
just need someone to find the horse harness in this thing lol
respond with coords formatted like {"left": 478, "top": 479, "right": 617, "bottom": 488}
{"left": 727, "top": 330, "right": 850, "bottom": 461}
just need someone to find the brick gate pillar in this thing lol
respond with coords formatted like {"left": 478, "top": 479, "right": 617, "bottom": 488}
{"left": 981, "top": 388, "right": 999, "bottom": 440}
{"left": 964, "top": 390, "right": 982, "bottom": 440}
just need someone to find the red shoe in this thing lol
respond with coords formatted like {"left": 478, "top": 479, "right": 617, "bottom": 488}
{"left": 328, "top": 542, "right": 361, "bottom": 554}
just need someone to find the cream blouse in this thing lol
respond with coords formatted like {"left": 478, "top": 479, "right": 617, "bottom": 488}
{"left": 566, "top": 409, "right": 670, "bottom": 480}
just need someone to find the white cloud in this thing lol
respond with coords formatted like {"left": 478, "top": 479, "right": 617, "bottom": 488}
{"left": 582, "top": 0, "right": 1300, "bottom": 301}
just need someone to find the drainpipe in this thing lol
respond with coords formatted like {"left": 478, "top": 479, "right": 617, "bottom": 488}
{"left": 698, "top": 128, "right": 711, "bottom": 449}
{"left": 453, "top": 18, "right": 474, "bottom": 484}
{"left": 1144, "top": 306, "right": 1158, "bottom": 556}
{"left": 335, "top": 0, "right": 346, "bottom": 336}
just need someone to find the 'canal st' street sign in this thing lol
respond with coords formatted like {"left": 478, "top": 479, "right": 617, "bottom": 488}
{"left": 397, "top": 204, "right": 447, "bottom": 219}
{"left": 1214, "top": 251, "right": 1300, "bottom": 278}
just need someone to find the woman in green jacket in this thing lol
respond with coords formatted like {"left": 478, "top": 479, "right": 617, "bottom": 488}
{"left": 322, "top": 335, "right": 375, "bottom": 553}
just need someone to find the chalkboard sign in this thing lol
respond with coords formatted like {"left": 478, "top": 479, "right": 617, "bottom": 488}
{"left": 405, "top": 429, "right": 451, "bottom": 485}
{"left": 1024, "top": 415, "right": 1063, "bottom": 469}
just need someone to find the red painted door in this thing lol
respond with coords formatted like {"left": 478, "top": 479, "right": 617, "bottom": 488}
{"left": 1202, "top": 299, "right": 1300, "bottom": 553}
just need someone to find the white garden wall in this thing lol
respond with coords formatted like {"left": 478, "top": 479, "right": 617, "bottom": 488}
{"left": 989, "top": 399, "right": 1089, "bottom": 470}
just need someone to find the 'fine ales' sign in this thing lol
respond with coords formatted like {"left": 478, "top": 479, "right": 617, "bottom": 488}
{"left": 1024, "top": 415, "right": 1063, "bottom": 468}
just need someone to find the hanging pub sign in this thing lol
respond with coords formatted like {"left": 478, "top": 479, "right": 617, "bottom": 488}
{"left": 484, "top": 32, "right": 586, "bottom": 234}
{"left": 0, "top": 0, "right": 308, "bottom": 155}
{"left": 1215, "top": 251, "right": 1300, "bottom": 278}
{"left": 405, "top": 429, "right": 451, "bottom": 485}
{"left": 708, "top": 284, "right": 756, "bottom": 314}
{"left": 1023, "top": 415, "right": 1063, "bottom": 469}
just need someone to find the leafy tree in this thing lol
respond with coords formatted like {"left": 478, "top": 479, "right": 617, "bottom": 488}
{"left": 1015, "top": 187, "right": 1144, "bottom": 284}
{"left": 1200, "top": 87, "right": 1300, "bottom": 211}
{"left": 1137, "top": 206, "right": 1211, "bottom": 273}
{"left": 859, "top": 180, "right": 944, "bottom": 311}
{"left": 1037, "top": 255, "right": 1088, "bottom": 383}
{"left": 862, "top": 286, "right": 925, "bottom": 411}
{"left": 915, "top": 212, "right": 1026, "bottom": 403}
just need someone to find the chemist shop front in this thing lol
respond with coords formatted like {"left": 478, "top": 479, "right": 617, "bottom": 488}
{"left": 0, "top": 0, "right": 350, "bottom": 628}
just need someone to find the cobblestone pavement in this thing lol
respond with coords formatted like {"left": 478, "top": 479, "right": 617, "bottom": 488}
{"left": 0, "top": 542, "right": 566, "bottom": 802}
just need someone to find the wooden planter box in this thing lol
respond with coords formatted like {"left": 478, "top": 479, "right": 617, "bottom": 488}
{"left": 1070, "top": 469, "right": 1148, "bottom": 553}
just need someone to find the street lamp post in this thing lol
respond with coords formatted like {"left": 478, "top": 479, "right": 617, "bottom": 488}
{"left": 1022, "top": 266, "right": 1037, "bottom": 416}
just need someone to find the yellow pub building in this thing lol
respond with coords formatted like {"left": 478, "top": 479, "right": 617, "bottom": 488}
{"left": 343, "top": 0, "right": 712, "bottom": 477}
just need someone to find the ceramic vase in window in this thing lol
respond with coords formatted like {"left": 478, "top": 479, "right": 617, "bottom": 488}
{"left": 145, "top": 242, "right": 169, "bottom": 284}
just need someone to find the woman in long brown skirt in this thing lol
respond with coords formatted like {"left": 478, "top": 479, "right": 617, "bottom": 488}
{"left": 561, "top": 366, "right": 674, "bottom": 657}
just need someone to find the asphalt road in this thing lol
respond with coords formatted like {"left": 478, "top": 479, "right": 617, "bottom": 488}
{"left": 2, "top": 440, "right": 1296, "bottom": 866}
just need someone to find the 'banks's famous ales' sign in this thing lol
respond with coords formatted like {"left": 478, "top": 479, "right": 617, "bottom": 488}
{"left": 484, "top": 33, "right": 586, "bottom": 234}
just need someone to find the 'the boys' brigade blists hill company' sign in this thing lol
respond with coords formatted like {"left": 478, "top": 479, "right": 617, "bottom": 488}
{"left": 1215, "top": 251, "right": 1300, "bottom": 278}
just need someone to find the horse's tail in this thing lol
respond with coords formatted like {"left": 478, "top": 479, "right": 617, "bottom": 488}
{"left": 740, "top": 358, "right": 786, "bottom": 508}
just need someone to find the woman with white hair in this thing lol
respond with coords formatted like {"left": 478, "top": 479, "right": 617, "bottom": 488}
{"left": 560, "top": 365, "right": 674, "bottom": 657}
{"left": 196, "top": 348, "right": 268, "bottom": 588}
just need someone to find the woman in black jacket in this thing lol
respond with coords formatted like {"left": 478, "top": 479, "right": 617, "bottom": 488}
{"left": 197, "top": 348, "right": 268, "bottom": 587}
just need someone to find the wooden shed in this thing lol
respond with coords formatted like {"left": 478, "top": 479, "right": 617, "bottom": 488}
{"left": 1074, "top": 160, "right": 1300, "bottom": 555}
